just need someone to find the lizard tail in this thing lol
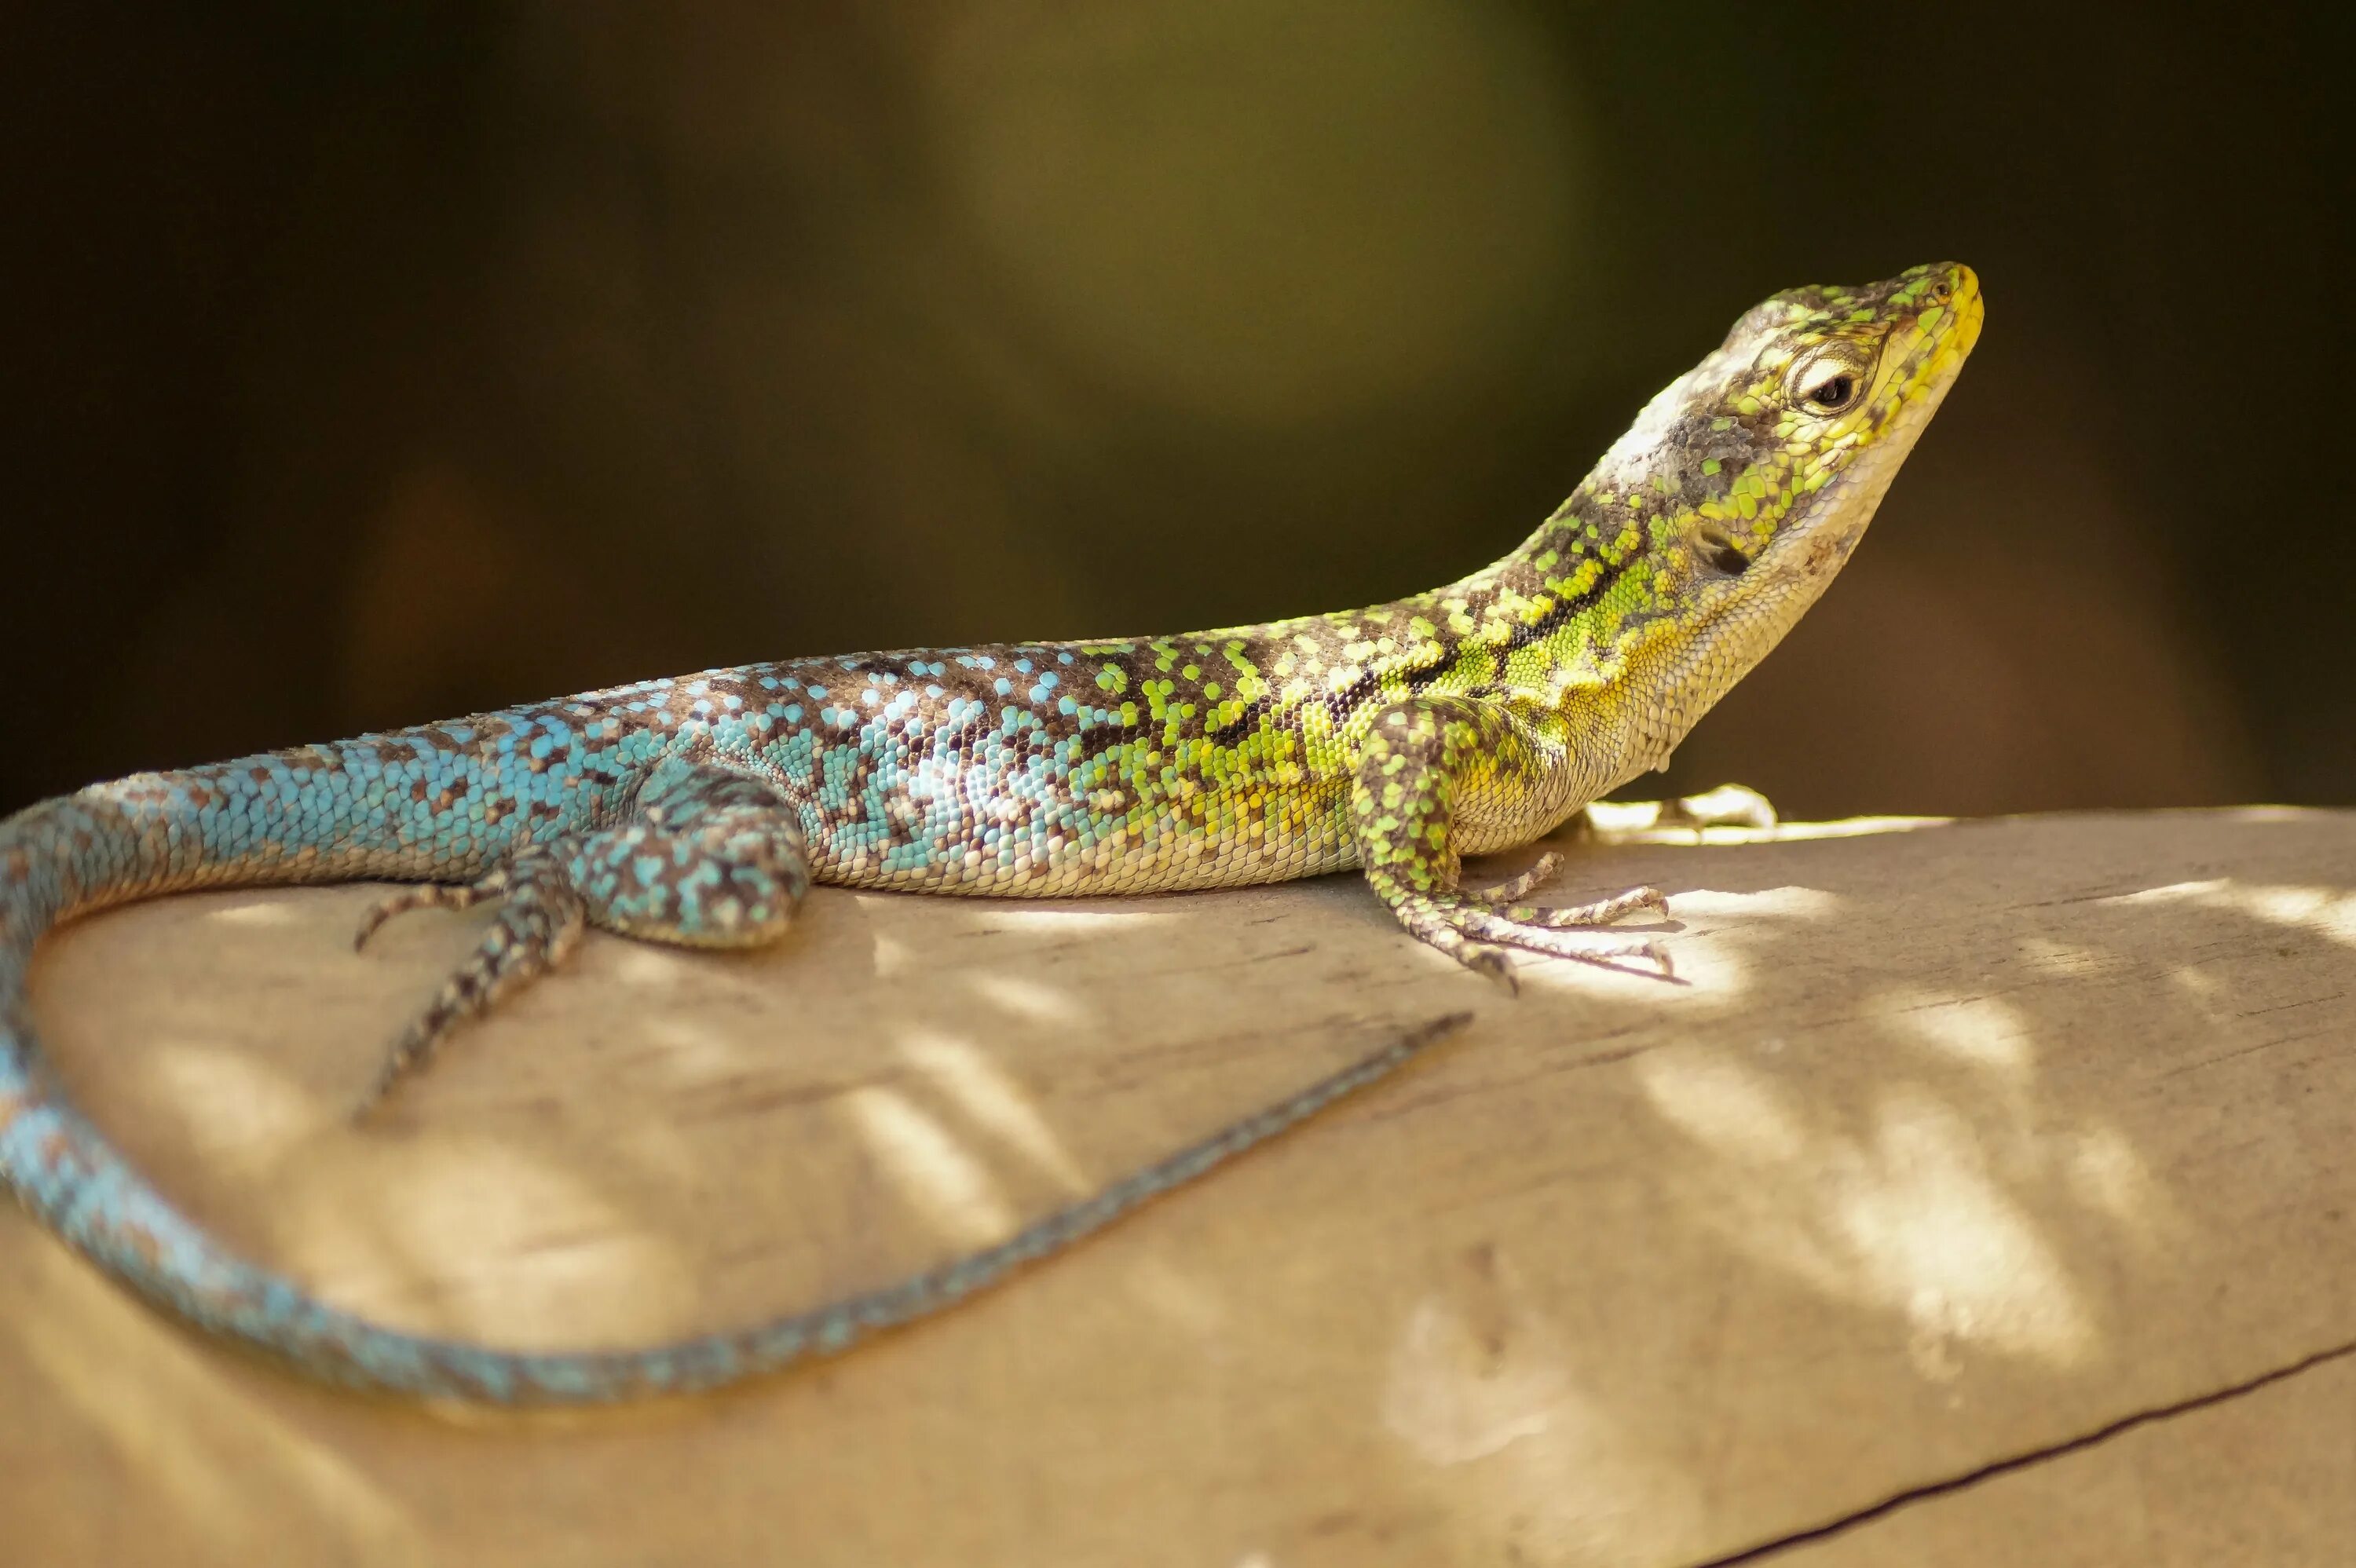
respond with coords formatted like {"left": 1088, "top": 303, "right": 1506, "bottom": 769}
{"left": 1, "top": 779, "right": 1468, "bottom": 1403}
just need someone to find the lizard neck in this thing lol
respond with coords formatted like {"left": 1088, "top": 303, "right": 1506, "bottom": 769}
{"left": 1425, "top": 477, "right": 1668, "bottom": 699}
{"left": 1422, "top": 470, "right": 1809, "bottom": 781}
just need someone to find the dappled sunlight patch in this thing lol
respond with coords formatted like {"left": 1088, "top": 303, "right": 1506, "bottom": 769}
{"left": 2169, "top": 964, "right": 2221, "bottom": 999}
{"left": 635, "top": 1013, "right": 765, "bottom": 1082}
{"left": 1569, "top": 810, "right": 1944, "bottom": 848}
{"left": 201, "top": 896, "right": 305, "bottom": 927}
{"left": 1835, "top": 1087, "right": 2095, "bottom": 1367}
{"left": 2061, "top": 1125, "right": 2179, "bottom": 1246}
{"left": 1902, "top": 1285, "right": 1977, "bottom": 1387}
{"left": 966, "top": 969, "right": 1090, "bottom": 1025}
{"left": 16, "top": 1245, "right": 416, "bottom": 1554}
{"left": 1522, "top": 884, "right": 1854, "bottom": 1004}
{"left": 1634, "top": 1047, "right": 2101, "bottom": 1372}
{"left": 1886, "top": 990, "right": 2036, "bottom": 1079}
{"left": 1668, "top": 885, "right": 1845, "bottom": 923}
{"left": 594, "top": 1101, "right": 704, "bottom": 1185}
{"left": 843, "top": 1085, "right": 1017, "bottom": 1245}
{"left": 2117, "top": 879, "right": 2356, "bottom": 948}
{"left": 1517, "top": 927, "right": 1762, "bottom": 1003}
{"left": 292, "top": 1139, "right": 696, "bottom": 1346}
{"left": 144, "top": 1038, "right": 318, "bottom": 1171}
{"left": 1633, "top": 1050, "right": 1805, "bottom": 1164}
{"left": 1521, "top": 942, "right": 1742, "bottom": 1001}
{"left": 971, "top": 905, "right": 1167, "bottom": 933}
{"left": 606, "top": 941, "right": 700, "bottom": 990}
{"left": 2197, "top": 883, "right": 2356, "bottom": 946}
{"left": 896, "top": 1025, "right": 1088, "bottom": 1191}
{"left": 1117, "top": 1254, "right": 1231, "bottom": 1337}
{"left": 1759, "top": 814, "right": 1948, "bottom": 842}
{"left": 2109, "top": 877, "right": 2225, "bottom": 904}
{"left": 2216, "top": 806, "right": 2336, "bottom": 824}
{"left": 2010, "top": 934, "right": 2120, "bottom": 981}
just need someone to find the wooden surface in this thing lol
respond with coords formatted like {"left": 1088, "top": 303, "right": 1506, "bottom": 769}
{"left": 4, "top": 809, "right": 2351, "bottom": 1566}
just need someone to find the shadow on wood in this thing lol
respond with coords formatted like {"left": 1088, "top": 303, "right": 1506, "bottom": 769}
{"left": 5, "top": 809, "right": 2351, "bottom": 1566}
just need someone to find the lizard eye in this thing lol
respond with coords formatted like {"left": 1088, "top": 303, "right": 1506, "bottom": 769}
{"left": 1804, "top": 372, "right": 1856, "bottom": 411}
{"left": 1787, "top": 343, "right": 1875, "bottom": 415}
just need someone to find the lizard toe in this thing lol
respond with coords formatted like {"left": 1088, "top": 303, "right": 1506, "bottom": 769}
{"left": 351, "top": 872, "right": 510, "bottom": 951}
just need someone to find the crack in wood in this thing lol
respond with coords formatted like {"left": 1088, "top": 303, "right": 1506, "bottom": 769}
{"left": 1685, "top": 1336, "right": 2356, "bottom": 1566}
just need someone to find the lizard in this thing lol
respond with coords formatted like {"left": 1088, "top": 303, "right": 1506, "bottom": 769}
{"left": 0, "top": 262, "right": 1981, "bottom": 1403}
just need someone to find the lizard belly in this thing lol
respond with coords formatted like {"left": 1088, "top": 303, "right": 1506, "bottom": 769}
{"left": 1448, "top": 755, "right": 1598, "bottom": 858}
{"left": 802, "top": 767, "right": 1358, "bottom": 897}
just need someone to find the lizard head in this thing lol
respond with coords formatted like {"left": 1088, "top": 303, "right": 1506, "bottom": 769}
{"left": 1546, "top": 261, "right": 1982, "bottom": 766}
{"left": 1674, "top": 261, "right": 1978, "bottom": 588}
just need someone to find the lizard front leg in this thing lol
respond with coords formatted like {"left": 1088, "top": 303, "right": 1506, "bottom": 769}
{"left": 351, "top": 751, "right": 810, "bottom": 1112}
{"left": 1349, "top": 696, "right": 1671, "bottom": 989}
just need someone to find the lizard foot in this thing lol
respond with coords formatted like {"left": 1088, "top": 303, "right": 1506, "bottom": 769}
{"left": 1393, "top": 890, "right": 1675, "bottom": 993}
{"left": 351, "top": 846, "right": 587, "bottom": 1117}
{"left": 346, "top": 753, "right": 812, "bottom": 1118}
{"left": 1466, "top": 854, "right": 1670, "bottom": 928}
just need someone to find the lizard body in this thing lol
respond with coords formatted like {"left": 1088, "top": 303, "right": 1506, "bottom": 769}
{"left": 0, "top": 264, "right": 1980, "bottom": 1402}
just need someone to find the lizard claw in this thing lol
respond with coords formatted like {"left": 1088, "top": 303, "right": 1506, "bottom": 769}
{"left": 1394, "top": 889, "right": 1679, "bottom": 989}
{"left": 1463, "top": 945, "right": 1520, "bottom": 995}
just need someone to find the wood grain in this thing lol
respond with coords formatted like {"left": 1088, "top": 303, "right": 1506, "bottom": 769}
{"left": 5, "top": 809, "right": 2351, "bottom": 1566}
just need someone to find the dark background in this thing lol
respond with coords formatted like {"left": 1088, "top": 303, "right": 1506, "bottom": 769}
{"left": 5, "top": 4, "right": 2348, "bottom": 818}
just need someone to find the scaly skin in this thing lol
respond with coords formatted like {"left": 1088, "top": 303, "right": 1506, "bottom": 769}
{"left": 0, "top": 264, "right": 1981, "bottom": 1402}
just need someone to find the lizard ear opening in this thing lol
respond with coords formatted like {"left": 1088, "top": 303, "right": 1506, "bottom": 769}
{"left": 1689, "top": 523, "right": 1751, "bottom": 577}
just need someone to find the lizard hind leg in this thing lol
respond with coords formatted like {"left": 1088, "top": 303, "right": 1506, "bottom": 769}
{"left": 349, "top": 753, "right": 810, "bottom": 1116}
{"left": 1351, "top": 698, "right": 1674, "bottom": 992}
{"left": 352, "top": 848, "right": 588, "bottom": 1112}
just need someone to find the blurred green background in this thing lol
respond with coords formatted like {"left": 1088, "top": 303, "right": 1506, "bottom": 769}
{"left": 5, "top": 4, "right": 2347, "bottom": 817}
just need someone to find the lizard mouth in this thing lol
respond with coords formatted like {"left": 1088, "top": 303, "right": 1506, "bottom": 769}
{"left": 1893, "top": 263, "right": 1983, "bottom": 397}
{"left": 1864, "top": 265, "right": 1982, "bottom": 420}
